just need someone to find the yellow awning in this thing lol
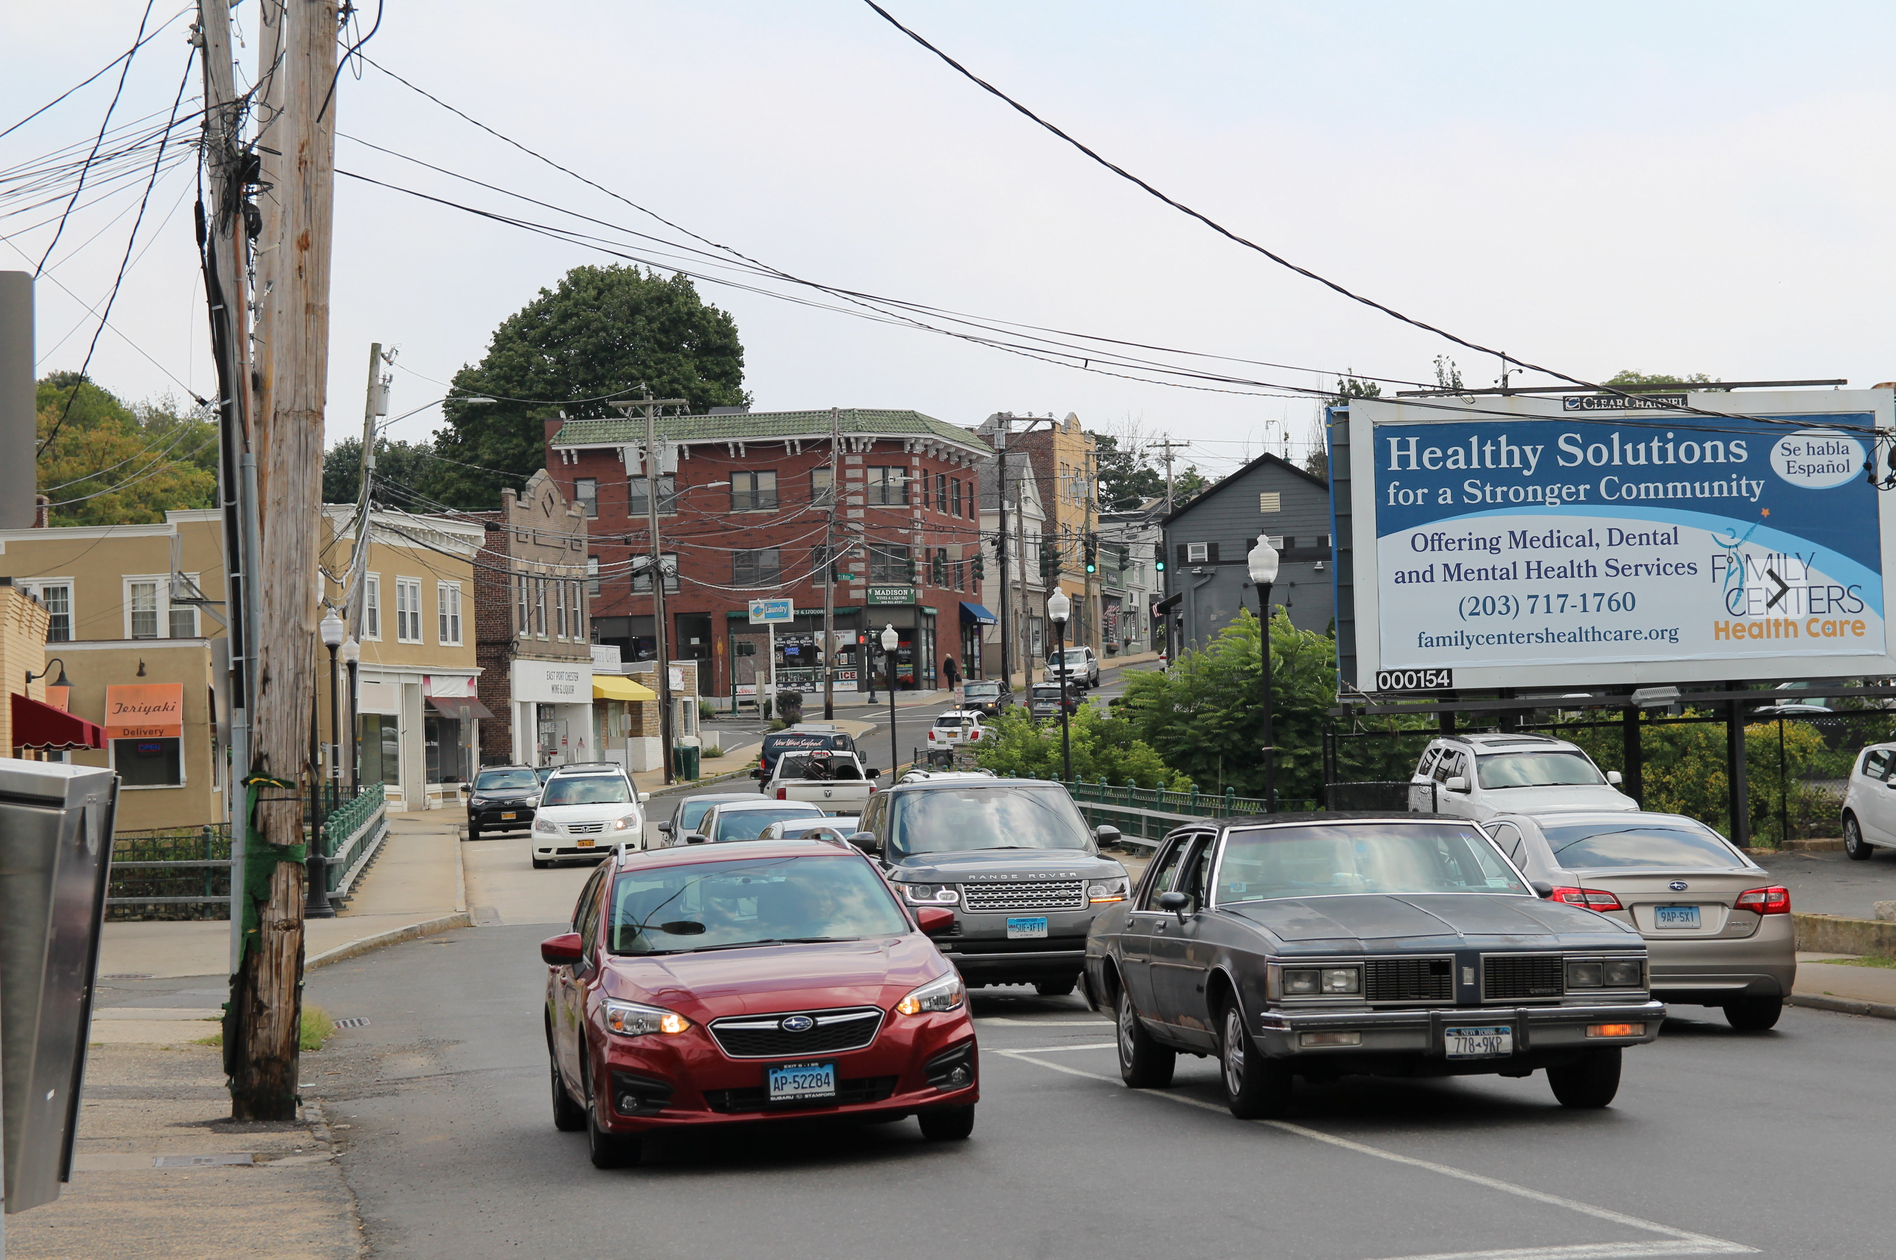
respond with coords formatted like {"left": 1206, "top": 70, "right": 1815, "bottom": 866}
{"left": 593, "top": 674, "right": 657, "bottom": 702}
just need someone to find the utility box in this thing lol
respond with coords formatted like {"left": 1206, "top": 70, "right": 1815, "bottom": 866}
{"left": 1, "top": 759, "right": 117, "bottom": 1217}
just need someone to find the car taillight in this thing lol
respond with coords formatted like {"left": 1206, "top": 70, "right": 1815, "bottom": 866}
{"left": 775, "top": 788, "right": 787, "bottom": 800}
{"left": 970, "top": 729, "right": 981, "bottom": 740}
{"left": 1735, "top": 885, "right": 1790, "bottom": 915}
{"left": 927, "top": 730, "right": 936, "bottom": 741}
{"left": 1549, "top": 886, "right": 1624, "bottom": 912}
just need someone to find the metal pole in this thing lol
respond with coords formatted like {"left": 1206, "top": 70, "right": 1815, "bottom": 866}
{"left": 1261, "top": 584, "right": 1275, "bottom": 812}
{"left": 305, "top": 681, "right": 332, "bottom": 918}
{"left": 346, "top": 657, "right": 359, "bottom": 789}
{"left": 1056, "top": 615, "right": 1072, "bottom": 782}
{"left": 887, "top": 636, "right": 899, "bottom": 779}
{"left": 327, "top": 645, "right": 340, "bottom": 810}
{"left": 995, "top": 416, "right": 1011, "bottom": 689}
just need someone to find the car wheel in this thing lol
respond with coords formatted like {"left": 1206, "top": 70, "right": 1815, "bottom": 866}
{"left": 1843, "top": 815, "right": 1874, "bottom": 861}
{"left": 1034, "top": 976, "right": 1077, "bottom": 998}
{"left": 584, "top": 1060, "right": 641, "bottom": 1168}
{"left": 917, "top": 1104, "right": 975, "bottom": 1141}
{"left": 1116, "top": 987, "right": 1174, "bottom": 1088}
{"left": 1724, "top": 995, "right": 1784, "bottom": 1032}
{"left": 1546, "top": 1046, "right": 1621, "bottom": 1108}
{"left": 550, "top": 1044, "right": 585, "bottom": 1132}
{"left": 467, "top": 820, "right": 481, "bottom": 841}
{"left": 1218, "top": 1001, "right": 1292, "bottom": 1119}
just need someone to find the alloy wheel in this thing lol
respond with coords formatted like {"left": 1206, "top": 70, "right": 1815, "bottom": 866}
{"left": 1222, "top": 1006, "right": 1247, "bottom": 1097}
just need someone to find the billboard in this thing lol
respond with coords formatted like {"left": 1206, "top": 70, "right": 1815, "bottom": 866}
{"left": 1345, "top": 390, "right": 1896, "bottom": 690}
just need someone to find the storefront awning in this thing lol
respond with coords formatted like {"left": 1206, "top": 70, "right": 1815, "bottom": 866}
{"left": 1154, "top": 592, "right": 1182, "bottom": 614}
{"left": 593, "top": 674, "right": 657, "bottom": 702}
{"left": 11, "top": 692, "right": 105, "bottom": 750}
{"left": 959, "top": 601, "right": 998, "bottom": 626}
{"left": 425, "top": 695, "right": 496, "bottom": 721}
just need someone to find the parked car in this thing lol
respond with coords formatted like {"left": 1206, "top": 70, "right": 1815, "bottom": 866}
{"left": 757, "top": 816, "right": 861, "bottom": 844}
{"left": 1045, "top": 646, "right": 1099, "bottom": 690}
{"left": 531, "top": 767, "right": 651, "bottom": 868}
{"left": 765, "top": 750, "right": 879, "bottom": 815}
{"left": 846, "top": 775, "right": 1129, "bottom": 994}
{"left": 1486, "top": 811, "right": 1793, "bottom": 1030}
{"left": 755, "top": 724, "right": 860, "bottom": 787}
{"left": 926, "top": 711, "right": 988, "bottom": 752}
{"left": 1082, "top": 814, "right": 1663, "bottom": 1117}
{"left": 687, "top": 799, "right": 828, "bottom": 845}
{"left": 958, "top": 680, "right": 1013, "bottom": 718}
{"left": 542, "top": 840, "right": 979, "bottom": 1167}
{"left": 468, "top": 765, "right": 541, "bottom": 839}
{"left": 655, "top": 792, "right": 758, "bottom": 847}
{"left": 1409, "top": 733, "right": 1636, "bottom": 820}
{"left": 1029, "top": 683, "right": 1081, "bottom": 720}
{"left": 1840, "top": 743, "right": 1896, "bottom": 860}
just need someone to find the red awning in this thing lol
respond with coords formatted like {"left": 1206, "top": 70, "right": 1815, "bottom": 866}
{"left": 425, "top": 695, "right": 496, "bottom": 722}
{"left": 12, "top": 692, "right": 106, "bottom": 751}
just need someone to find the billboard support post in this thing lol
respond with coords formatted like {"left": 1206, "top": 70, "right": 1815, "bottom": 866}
{"left": 1726, "top": 698, "right": 1750, "bottom": 848}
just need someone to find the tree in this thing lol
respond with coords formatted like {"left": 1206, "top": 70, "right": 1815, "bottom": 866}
{"left": 974, "top": 704, "right": 1191, "bottom": 789}
{"left": 1302, "top": 415, "right": 1330, "bottom": 481}
{"left": 1601, "top": 370, "right": 1721, "bottom": 391}
{"left": 426, "top": 265, "right": 750, "bottom": 508}
{"left": 35, "top": 374, "right": 217, "bottom": 526}
{"left": 1433, "top": 356, "right": 1464, "bottom": 391}
{"left": 1091, "top": 431, "right": 1164, "bottom": 509}
{"left": 1329, "top": 370, "right": 1381, "bottom": 409}
{"left": 322, "top": 436, "right": 452, "bottom": 508}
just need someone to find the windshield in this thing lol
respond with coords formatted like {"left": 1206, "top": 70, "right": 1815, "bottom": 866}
{"left": 887, "top": 785, "right": 1092, "bottom": 859}
{"left": 1476, "top": 751, "right": 1605, "bottom": 789}
{"left": 963, "top": 683, "right": 1000, "bottom": 698}
{"left": 541, "top": 775, "right": 631, "bottom": 807}
{"left": 1032, "top": 686, "right": 1062, "bottom": 700}
{"left": 676, "top": 798, "right": 727, "bottom": 833}
{"left": 1056, "top": 649, "right": 1087, "bottom": 665}
{"left": 535, "top": 766, "right": 558, "bottom": 784}
{"left": 933, "top": 716, "right": 970, "bottom": 729}
{"left": 713, "top": 804, "right": 823, "bottom": 843}
{"left": 779, "top": 754, "right": 863, "bottom": 781}
{"left": 1215, "top": 823, "right": 1527, "bottom": 903}
{"left": 1541, "top": 822, "right": 1742, "bottom": 870}
{"left": 608, "top": 853, "right": 910, "bottom": 954}
{"left": 476, "top": 769, "right": 538, "bottom": 791}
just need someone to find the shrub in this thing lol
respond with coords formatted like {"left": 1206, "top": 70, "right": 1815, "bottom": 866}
{"left": 975, "top": 706, "right": 1191, "bottom": 790}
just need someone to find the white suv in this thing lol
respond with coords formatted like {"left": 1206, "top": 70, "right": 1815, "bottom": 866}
{"left": 1409, "top": 733, "right": 1635, "bottom": 821}
{"left": 1046, "top": 646, "right": 1099, "bottom": 690}
{"left": 530, "top": 765, "right": 650, "bottom": 867}
{"left": 1840, "top": 742, "right": 1896, "bottom": 860}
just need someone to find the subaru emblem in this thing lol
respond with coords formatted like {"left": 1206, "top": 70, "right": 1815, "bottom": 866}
{"left": 780, "top": 1015, "right": 815, "bottom": 1033}
{"left": 1668, "top": 880, "right": 1688, "bottom": 892}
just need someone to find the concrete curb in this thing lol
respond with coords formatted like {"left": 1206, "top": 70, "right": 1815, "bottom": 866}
{"left": 1789, "top": 993, "right": 1896, "bottom": 1021}
{"left": 306, "top": 912, "right": 471, "bottom": 970}
{"left": 1793, "top": 912, "right": 1896, "bottom": 956}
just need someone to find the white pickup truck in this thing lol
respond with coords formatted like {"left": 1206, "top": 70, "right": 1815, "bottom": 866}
{"left": 763, "top": 750, "right": 880, "bottom": 814}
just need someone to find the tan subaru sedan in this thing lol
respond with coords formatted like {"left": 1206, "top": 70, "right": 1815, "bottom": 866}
{"left": 1484, "top": 811, "right": 1794, "bottom": 1032}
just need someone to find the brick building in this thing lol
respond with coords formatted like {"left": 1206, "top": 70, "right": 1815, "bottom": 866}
{"left": 545, "top": 408, "right": 992, "bottom": 699}
{"left": 976, "top": 413, "right": 1101, "bottom": 657}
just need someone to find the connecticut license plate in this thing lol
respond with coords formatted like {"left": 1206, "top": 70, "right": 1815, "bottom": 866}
{"left": 1654, "top": 905, "right": 1700, "bottom": 928}
{"left": 1445, "top": 1025, "right": 1512, "bottom": 1059}
{"left": 500, "top": 812, "right": 517, "bottom": 821}
{"left": 767, "top": 1061, "right": 836, "bottom": 1102}
{"left": 1006, "top": 916, "right": 1049, "bottom": 939}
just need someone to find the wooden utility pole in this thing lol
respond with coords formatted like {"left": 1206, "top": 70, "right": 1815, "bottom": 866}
{"left": 228, "top": 0, "right": 338, "bottom": 1123}
{"left": 613, "top": 393, "right": 687, "bottom": 784}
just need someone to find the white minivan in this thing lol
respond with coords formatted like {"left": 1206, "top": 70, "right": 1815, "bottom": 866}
{"left": 530, "top": 765, "right": 650, "bottom": 867}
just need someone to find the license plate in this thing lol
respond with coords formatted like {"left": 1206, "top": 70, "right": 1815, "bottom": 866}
{"left": 767, "top": 1061, "right": 836, "bottom": 1102}
{"left": 500, "top": 812, "right": 517, "bottom": 820}
{"left": 576, "top": 838, "right": 595, "bottom": 849}
{"left": 1006, "top": 916, "right": 1049, "bottom": 939}
{"left": 1654, "top": 905, "right": 1700, "bottom": 929}
{"left": 1445, "top": 1025, "right": 1512, "bottom": 1059}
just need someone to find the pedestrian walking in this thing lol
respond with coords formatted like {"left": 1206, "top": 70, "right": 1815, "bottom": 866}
{"left": 942, "top": 654, "right": 959, "bottom": 690}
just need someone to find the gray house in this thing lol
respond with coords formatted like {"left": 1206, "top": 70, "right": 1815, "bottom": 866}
{"left": 1158, "top": 451, "right": 1333, "bottom": 654}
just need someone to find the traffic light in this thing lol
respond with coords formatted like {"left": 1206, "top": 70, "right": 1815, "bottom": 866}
{"left": 930, "top": 551, "right": 946, "bottom": 585}
{"left": 1040, "top": 541, "right": 1059, "bottom": 581}
{"left": 905, "top": 556, "right": 918, "bottom": 583}
{"left": 1154, "top": 542, "right": 1166, "bottom": 573}
{"left": 1117, "top": 542, "right": 1130, "bottom": 572}
{"left": 1083, "top": 534, "right": 1098, "bottom": 574}
{"left": 972, "top": 549, "right": 985, "bottom": 581}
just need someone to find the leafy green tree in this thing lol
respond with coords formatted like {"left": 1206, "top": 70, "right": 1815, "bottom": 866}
{"left": 322, "top": 436, "right": 454, "bottom": 507}
{"left": 1091, "top": 431, "right": 1163, "bottom": 509}
{"left": 35, "top": 374, "right": 217, "bottom": 525}
{"left": 1601, "top": 370, "right": 1721, "bottom": 390}
{"left": 974, "top": 705, "right": 1191, "bottom": 789}
{"left": 1433, "top": 356, "right": 1464, "bottom": 391}
{"left": 1329, "top": 370, "right": 1381, "bottom": 409}
{"left": 426, "top": 265, "right": 749, "bottom": 508}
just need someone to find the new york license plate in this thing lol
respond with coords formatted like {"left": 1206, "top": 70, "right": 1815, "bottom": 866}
{"left": 1654, "top": 905, "right": 1700, "bottom": 928}
{"left": 576, "top": 838, "right": 594, "bottom": 848}
{"left": 500, "top": 812, "right": 517, "bottom": 820}
{"left": 1006, "top": 916, "right": 1049, "bottom": 939}
{"left": 767, "top": 1061, "right": 836, "bottom": 1102}
{"left": 1445, "top": 1025, "right": 1513, "bottom": 1059}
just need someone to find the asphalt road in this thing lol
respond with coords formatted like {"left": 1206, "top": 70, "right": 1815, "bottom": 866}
{"left": 307, "top": 916, "right": 1896, "bottom": 1260}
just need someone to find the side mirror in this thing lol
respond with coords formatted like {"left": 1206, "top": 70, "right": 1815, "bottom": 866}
{"left": 863, "top": 769, "right": 880, "bottom": 781}
{"left": 1157, "top": 890, "right": 1190, "bottom": 920}
{"left": 684, "top": 832, "right": 709, "bottom": 845}
{"left": 1531, "top": 880, "right": 1556, "bottom": 899}
{"left": 657, "top": 821, "right": 673, "bottom": 834}
{"left": 637, "top": 790, "right": 651, "bottom": 803}
{"left": 1605, "top": 771, "right": 1623, "bottom": 786}
{"left": 540, "top": 932, "right": 583, "bottom": 965}
{"left": 915, "top": 905, "right": 954, "bottom": 936}
{"left": 1446, "top": 776, "right": 1470, "bottom": 793}
{"left": 1094, "top": 823, "right": 1122, "bottom": 849}
{"left": 847, "top": 830, "right": 881, "bottom": 855}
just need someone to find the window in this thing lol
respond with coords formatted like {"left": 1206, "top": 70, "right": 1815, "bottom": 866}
{"left": 587, "top": 556, "right": 600, "bottom": 597}
{"left": 866, "top": 467, "right": 908, "bottom": 506}
{"left": 733, "top": 549, "right": 781, "bottom": 586}
{"left": 936, "top": 473, "right": 947, "bottom": 512}
{"left": 395, "top": 578, "right": 423, "bottom": 643}
{"left": 364, "top": 574, "right": 382, "bottom": 640}
{"left": 730, "top": 471, "right": 778, "bottom": 512}
{"left": 129, "top": 581, "right": 159, "bottom": 638}
{"left": 921, "top": 472, "right": 932, "bottom": 509}
{"left": 38, "top": 583, "right": 72, "bottom": 642}
{"left": 954, "top": 560, "right": 965, "bottom": 592}
{"left": 358, "top": 714, "right": 400, "bottom": 786}
{"left": 169, "top": 601, "right": 197, "bottom": 639}
{"left": 533, "top": 578, "right": 548, "bottom": 636}
{"left": 570, "top": 580, "right": 584, "bottom": 641}
{"left": 437, "top": 582, "right": 463, "bottom": 645}
{"left": 555, "top": 575, "right": 569, "bottom": 638}
{"left": 951, "top": 478, "right": 963, "bottom": 518}
{"left": 575, "top": 478, "right": 598, "bottom": 518}
{"left": 868, "top": 544, "right": 911, "bottom": 582}
{"left": 627, "top": 474, "right": 677, "bottom": 516}
{"left": 1185, "top": 542, "right": 1211, "bottom": 564}
{"left": 811, "top": 467, "right": 834, "bottom": 507}
{"left": 631, "top": 554, "right": 679, "bottom": 593}
{"left": 113, "top": 738, "right": 182, "bottom": 787}
{"left": 516, "top": 574, "right": 529, "bottom": 638}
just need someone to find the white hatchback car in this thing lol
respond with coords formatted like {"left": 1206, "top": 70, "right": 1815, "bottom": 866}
{"left": 1840, "top": 743, "right": 1896, "bottom": 860}
{"left": 1410, "top": 733, "right": 1636, "bottom": 821}
{"left": 530, "top": 766, "right": 649, "bottom": 868}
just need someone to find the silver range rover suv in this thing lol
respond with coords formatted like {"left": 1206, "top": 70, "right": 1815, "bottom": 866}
{"left": 847, "top": 772, "right": 1130, "bottom": 995}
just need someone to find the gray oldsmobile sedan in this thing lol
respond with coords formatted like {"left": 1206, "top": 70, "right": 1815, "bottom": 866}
{"left": 1081, "top": 814, "right": 1664, "bottom": 1119}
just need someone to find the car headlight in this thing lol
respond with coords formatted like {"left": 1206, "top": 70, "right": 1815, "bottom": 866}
{"left": 900, "top": 882, "right": 960, "bottom": 905}
{"left": 1604, "top": 958, "right": 1644, "bottom": 987}
{"left": 1566, "top": 960, "right": 1604, "bottom": 989}
{"left": 533, "top": 818, "right": 558, "bottom": 835}
{"left": 603, "top": 999, "right": 690, "bottom": 1038}
{"left": 1087, "top": 877, "right": 1129, "bottom": 904}
{"left": 609, "top": 814, "right": 640, "bottom": 832}
{"left": 1283, "top": 967, "right": 1360, "bottom": 996}
{"left": 896, "top": 971, "right": 965, "bottom": 1015}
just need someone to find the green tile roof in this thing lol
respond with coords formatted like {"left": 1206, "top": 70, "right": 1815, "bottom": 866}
{"left": 551, "top": 408, "right": 990, "bottom": 453}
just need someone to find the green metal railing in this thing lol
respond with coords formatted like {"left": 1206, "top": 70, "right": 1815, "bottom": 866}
{"left": 108, "top": 824, "right": 233, "bottom": 919}
{"left": 1053, "top": 777, "right": 1320, "bottom": 848}
{"left": 321, "top": 781, "right": 387, "bottom": 899}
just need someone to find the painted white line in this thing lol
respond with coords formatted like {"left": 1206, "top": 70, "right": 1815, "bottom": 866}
{"left": 976, "top": 1017, "right": 1111, "bottom": 1025}
{"left": 1377, "top": 1245, "right": 1746, "bottom": 1260}
{"left": 997, "top": 1051, "right": 1754, "bottom": 1258}
{"left": 998, "top": 1042, "right": 1118, "bottom": 1053}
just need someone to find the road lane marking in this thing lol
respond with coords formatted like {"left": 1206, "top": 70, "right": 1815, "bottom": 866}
{"left": 975, "top": 1017, "right": 1111, "bottom": 1025}
{"left": 998, "top": 1050, "right": 1754, "bottom": 1259}
{"left": 1001, "top": 1043, "right": 1117, "bottom": 1053}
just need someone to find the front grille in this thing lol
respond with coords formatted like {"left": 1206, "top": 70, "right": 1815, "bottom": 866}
{"left": 1365, "top": 957, "right": 1454, "bottom": 1003}
{"left": 566, "top": 822, "right": 606, "bottom": 835}
{"left": 1483, "top": 954, "right": 1566, "bottom": 1001}
{"left": 703, "top": 1075, "right": 899, "bottom": 1114}
{"left": 708, "top": 1007, "right": 884, "bottom": 1059}
{"left": 961, "top": 880, "right": 1086, "bottom": 912}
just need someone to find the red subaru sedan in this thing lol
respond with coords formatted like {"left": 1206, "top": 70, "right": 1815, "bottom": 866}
{"left": 542, "top": 838, "right": 979, "bottom": 1168}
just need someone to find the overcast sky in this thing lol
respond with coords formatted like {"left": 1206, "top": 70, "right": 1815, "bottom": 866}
{"left": 9, "top": 1, "right": 1894, "bottom": 481}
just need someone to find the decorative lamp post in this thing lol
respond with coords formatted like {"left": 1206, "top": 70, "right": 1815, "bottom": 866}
{"left": 1248, "top": 534, "right": 1280, "bottom": 811}
{"left": 881, "top": 624, "right": 899, "bottom": 779}
{"left": 1047, "top": 588, "right": 1073, "bottom": 783}
{"left": 339, "top": 636, "right": 360, "bottom": 790}
{"left": 308, "top": 610, "right": 346, "bottom": 919}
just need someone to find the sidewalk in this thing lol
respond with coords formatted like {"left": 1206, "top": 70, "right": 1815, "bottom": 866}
{"left": 1792, "top": 951, "right": 1896, "bottom": 1018}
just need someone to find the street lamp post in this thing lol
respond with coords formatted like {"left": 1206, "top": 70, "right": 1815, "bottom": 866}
{"left": 1047, "top": 589, "right": 1073, "bottom": 783}
{"left": 339, "top": 636, "right": 359, "bottom": 790}
{"left": 308, "top": 610, "right": 346, "bottom": 919}
{"left": 881, "top": 624, "right": 899, "bottom": 779}
{"left": 1248, "top": 534, "right": 1280, "bottom": 811}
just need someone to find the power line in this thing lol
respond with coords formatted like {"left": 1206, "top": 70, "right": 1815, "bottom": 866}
{"left": 0, "top": 5, "right": 188, "bottom": 141}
